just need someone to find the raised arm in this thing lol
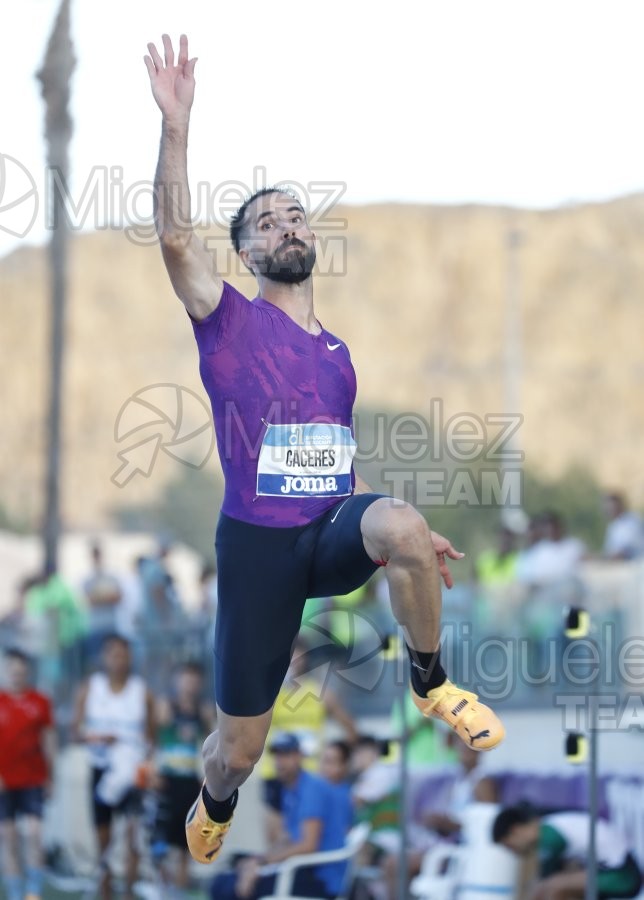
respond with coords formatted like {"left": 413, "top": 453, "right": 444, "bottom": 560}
{"left": 144, "top": 34, "right": 223, "bottom": 320}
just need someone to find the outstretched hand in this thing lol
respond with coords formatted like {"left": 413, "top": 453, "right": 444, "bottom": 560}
{"left": 144, "top": 34, "right": 197, "bottom": 123}
{"left": 430, "top": 530, "right": 464, "bottom": 589}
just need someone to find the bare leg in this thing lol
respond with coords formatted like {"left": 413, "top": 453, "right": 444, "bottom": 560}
{"left": 176, "top": 848, "right": 190, "bottom": 888}
{"left": 382, "top": 849, "right": 423, "bottom": 900}
{"left": 360, "top": 498, "right": 442, "bottom": 652}
{"left": 96, "top": 822, "right": 112, "bottom": 900}
{"left": 537, "top": 871, "right": 587, "bottom": 900}
{"left": 124, "top": 816, "right": 140, "bottom": 899}
{"left": 360, "top": 498, "right": 505, "bottom": 751}
{"left": 202, "top": 706, "right": 274, "bottom": 801}
{"left": 22, "top": 815, "right": 45, "bottom": 897}
{"left": 0, "top": 820, "right": 22, "bottom": 900}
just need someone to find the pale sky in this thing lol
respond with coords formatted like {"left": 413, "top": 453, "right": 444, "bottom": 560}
{"left": 3, "top": 0, "right": 644, "bottom": 257}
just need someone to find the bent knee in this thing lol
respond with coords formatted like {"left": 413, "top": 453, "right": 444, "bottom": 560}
{"left": 211, "top": 739, "right": 264, "bottom": 777}
{"left": 367, "top": 500, "right": 430, "bottom": 558}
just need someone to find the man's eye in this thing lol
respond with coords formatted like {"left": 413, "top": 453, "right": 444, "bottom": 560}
{"left": 292, "top": 215, "right": 302, "bottom": 223}
{"left": 261, "top": 222, "right": 273, "bottom": 231}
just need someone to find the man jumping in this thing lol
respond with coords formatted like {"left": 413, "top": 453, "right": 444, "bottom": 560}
{"left": 144, "top": 33, "right": 505, "bottom": 866}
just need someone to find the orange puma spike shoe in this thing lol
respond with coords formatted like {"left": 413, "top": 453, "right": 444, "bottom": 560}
{"left": 185, "top": 784, "right": 235, "bottom": 864}
{"left": 411, "top": 679, "right": 505, "bottom": 751}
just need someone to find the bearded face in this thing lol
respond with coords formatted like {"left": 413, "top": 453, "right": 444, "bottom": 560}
{"left": 255, "top": 236, "right": 317, "bottom": 284}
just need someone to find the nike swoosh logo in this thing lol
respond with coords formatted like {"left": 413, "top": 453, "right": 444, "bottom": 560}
{"left": 327, "top": 341, "right": 342, "bottom": 351}
{"left": 330, "top": 499, "right": 350, "bottom": 523}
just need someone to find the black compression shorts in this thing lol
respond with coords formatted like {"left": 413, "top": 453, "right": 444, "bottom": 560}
{"left": 214, "top": 492, "right": 386, "bottom": 716}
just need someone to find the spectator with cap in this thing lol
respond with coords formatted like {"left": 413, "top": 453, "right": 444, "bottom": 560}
{"left": 211, "top": 732, "right": 352, "bottom": 899}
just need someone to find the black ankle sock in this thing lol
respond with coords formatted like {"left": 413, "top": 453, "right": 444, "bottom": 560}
{"left": 202, "top": 785, "right": 238, "bottom": 823}
{"left": 407, "top": 645, "right": 447, "bottom": 695}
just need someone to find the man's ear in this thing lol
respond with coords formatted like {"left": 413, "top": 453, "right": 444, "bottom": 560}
{"left": 239, "top": 247, "right": 254, "bottom": 274}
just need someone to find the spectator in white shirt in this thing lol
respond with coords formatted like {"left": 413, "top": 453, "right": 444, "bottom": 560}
{"left": 602, "top": 492, "right": 644, "bottom": 561}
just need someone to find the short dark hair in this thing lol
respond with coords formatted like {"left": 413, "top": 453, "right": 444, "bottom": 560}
{"left": 326, "top": 739, "right": 352, "bottom": 763}
{"left": 229, "top": 186, "right": 302, "bottom": 255}
{"left": 492, "top": 805, "right": 538, "bottom": 843}
{"left": 177, "top": 660, "right": 204, "bottom": 677}
{"left": 4, "top": 647, "right": 31, "bottom": 666}
{"left": 605, "top": 491, "right": 626, "bottom": 510}
{"left": 355, "top": 734, "right": 384, "bottom": 754}
{"left": 102, "top": 633, "right": 130, "bottom": 652}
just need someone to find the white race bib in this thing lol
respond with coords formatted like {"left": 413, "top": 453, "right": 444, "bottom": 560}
{"left": 256, "top": 423, "right": 356, "bottom": 498}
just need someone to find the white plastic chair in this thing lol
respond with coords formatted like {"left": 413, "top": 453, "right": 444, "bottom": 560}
{"left": 410, "top": 843, "right": 463, "bottom": 900}
{"left": 259, "top": 822, "right": 371, "bottom": 900}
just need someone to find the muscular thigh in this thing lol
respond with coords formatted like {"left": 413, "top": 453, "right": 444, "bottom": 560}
{"left": 214, "top": 514, "right": 311, "bottom": 716}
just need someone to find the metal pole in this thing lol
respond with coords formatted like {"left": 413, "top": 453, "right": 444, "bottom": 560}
{"left": 37, "top": 0, "right": 75, "bottom": 575}
{"left": 503, "top": 226, "right": 522, "bottom": 452}
{"left": 398, "top": 662, "right": 410, "bottom": 900}
{"left": 500, "top": 224, "right": 524, "bottom": 532}
{"left": 585, "top": 688, "right": 599, "bottom": 900}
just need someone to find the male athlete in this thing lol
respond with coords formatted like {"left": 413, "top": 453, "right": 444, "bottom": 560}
{"left": 144, "top": 34, "right": 505, "bottom": 865}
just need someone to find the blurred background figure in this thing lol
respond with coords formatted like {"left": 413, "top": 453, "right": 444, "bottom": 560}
{"left": 351, "top": 734, "right": 400, "bottom": 870}
{"left": 515, "top": 512, "right": 587, "bottom": 685}
{"left": 319, "top": 739, "right": 353, "bottom": 790}
{"left": 260, "top": 635, "right": 357, "bottom": 781}
{"left": 22, "top": 570, "right": 85, "bottom": 702}
{"left": 472, "top": 523, "right": 525, "bottom": 638}
{"left": 475, "top": 526, "right": 519, "bottom": 587}
{"left": 378, "top": 735, "right": 499, "bottom": 900}
{"left": 113, "top": 556, "right": 146, "bottom": 653}
{"left": 72, "top": 634, "right": 155, "bottom": 900}
{"left": 318, "top": 739, "right": 355, "bottom": 848}
{"left": 516, "top": 511, "right": 586, "bottom": 587}
{"left": 493, "top": 806, "right": 642, "bottom": 900}
{"left": 0, "top": 648, "right": 56, "bottom": 900}
{"left": 138, "top": 541, "right": 186, "bottom": 693}
{"left": 0, "top": 577, "right": 44, "bottom": 659}
{"left": 81, "top": 541, "right": 124, "bottom": 670}
{"left": 212, "top": 732, "right": 351, "bottom": 900}
{"left": 139, "top": 539, "right": 182, "bottom": 627}
{"left": 602, "top": 492, "right": 644, "bottom": 560}
{"left": 151, "top": 660, "right": 215, "bottom": 896}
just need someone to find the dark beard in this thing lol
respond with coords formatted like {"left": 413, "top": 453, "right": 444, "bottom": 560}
{"left": 257, "top": 238, "right": 316, "bottom": 284}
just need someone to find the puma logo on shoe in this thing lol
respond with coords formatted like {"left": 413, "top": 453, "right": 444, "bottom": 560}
{"left": 205, "top": 842, "right": 223, "bottom": 860}
{"left": 467, "top": 728, "right": 491, "bottom": 746}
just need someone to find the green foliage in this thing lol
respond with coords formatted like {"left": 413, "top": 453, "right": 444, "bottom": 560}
{"left": 521, "top": 464, "right": 605, "bottom": 550}
{"left": 112, "top": 465, "right": 222, "bottom": 564}
{"left": 0, "top": 502, "right": 33, "bottom": 534}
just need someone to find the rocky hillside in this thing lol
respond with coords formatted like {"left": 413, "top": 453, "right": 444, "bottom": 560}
{"left": 3, "top": 196, "right": 644, "bottom": 531}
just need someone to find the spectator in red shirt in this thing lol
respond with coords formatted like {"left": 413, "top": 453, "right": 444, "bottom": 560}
{"left": 0, "top": 648, "right": 56, "bottom": 900}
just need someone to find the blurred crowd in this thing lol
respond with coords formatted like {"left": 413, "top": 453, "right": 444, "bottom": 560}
{"left": 0, "top": 490, "right": 642, "bottom": 898}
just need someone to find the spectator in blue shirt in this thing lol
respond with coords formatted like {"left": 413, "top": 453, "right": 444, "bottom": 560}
{"left": 211, "top": 732, "right": 351, "bottom": 899}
